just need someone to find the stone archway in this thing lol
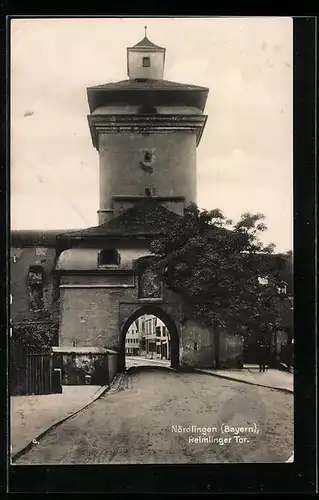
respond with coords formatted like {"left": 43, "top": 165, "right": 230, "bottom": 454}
{"left": 118, "top": 304, "right": 180, "bottom": 372}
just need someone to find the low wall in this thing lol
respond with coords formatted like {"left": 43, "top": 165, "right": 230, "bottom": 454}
{"left": 52, "top": 347, "right": 114, "bottom": 386}
{"left": 180, "top": 320, "right": 214, "bottom": 369}
{"left": 219, "top": 332, "right": 243, "bottom": 368}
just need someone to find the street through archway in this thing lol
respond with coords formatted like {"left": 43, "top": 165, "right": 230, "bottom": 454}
{"left": 119, "top": 305, "right": 180, "bottom": 372}
{"left": 124, "top": 313, "right": 174, "bottom": 370}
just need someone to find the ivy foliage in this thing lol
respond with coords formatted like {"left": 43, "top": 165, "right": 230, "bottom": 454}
{"left": 12, "top": 315, "right": 58, "bottom": 352}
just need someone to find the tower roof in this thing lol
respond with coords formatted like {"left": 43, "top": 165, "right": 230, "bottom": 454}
{"left": 88, "top": 79, "right": 208, "bottom": 92}
{"left": 57, "top": 198, "right": 181, "bottom": 240}
{"left": 129, "top": 26, "right": 165, "bottom": 51}
{"left": 87, "top": 79, "right": 209, "bottom": 113}
{"left": 130, "top": 35, "right": 165, "bottom": 51}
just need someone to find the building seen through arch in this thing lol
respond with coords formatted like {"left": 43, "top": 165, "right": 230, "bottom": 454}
{"left": 125, "top": 314, "right": 171, "bottom": 362}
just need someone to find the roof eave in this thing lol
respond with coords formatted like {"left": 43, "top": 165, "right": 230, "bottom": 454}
{"left": 55, "top": 268, "right": 134, "bottom": 275}
{"left": 196, "top": 115, "right": 208, "bottom": 146}
{"left": 127, "top": 46, "right": 166, "bottom": 52}
{"left": 87, "top": 115, "right": 98, "bottom": 149}
{"left": 88, "top": 84, "right": 209, "bottom": 93}
{"left": 57, "top": 232, "right": 164, "bottom": 240}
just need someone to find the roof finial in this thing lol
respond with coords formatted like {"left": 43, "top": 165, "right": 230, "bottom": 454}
{"left": 144, "top": 25, "right": 147, "bottom": 37}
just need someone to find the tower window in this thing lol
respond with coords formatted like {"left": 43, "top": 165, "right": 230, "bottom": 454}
{"left": 144, "top": 186, "right": 157, "bottom": 197}
{"left": 98, "top": 249, "right": 120, "bottom": 266}
{"left": 194, "top": 342, "right": 198, "bottom": 351}
{"left": 140, "top": 148, "right": 155, "bottom": 166}
{"left": 143, "top": 151, "right": 153, "bottom": 163}
{"left": 142, "top": 56, "right": 150, "bottom": 68}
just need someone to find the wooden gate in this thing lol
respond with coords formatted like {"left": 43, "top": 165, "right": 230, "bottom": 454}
{"left": 11, "top": 340, "right": 54, "bottom": 396}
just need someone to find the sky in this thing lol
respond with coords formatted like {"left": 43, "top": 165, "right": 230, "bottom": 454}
{"left": 10, "top": 17, "right": 293, "bottom": 252}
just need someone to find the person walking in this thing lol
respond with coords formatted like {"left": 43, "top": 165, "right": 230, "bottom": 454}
{"left": 258, "top": 338, "right": 268, "bottom": 373}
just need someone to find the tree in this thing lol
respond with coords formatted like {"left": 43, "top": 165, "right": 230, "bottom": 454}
{"left": 150, "top": 203, "right": 291, "bottom": 367}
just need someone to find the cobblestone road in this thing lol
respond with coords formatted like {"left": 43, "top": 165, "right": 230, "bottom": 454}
{"left": 15, "top": 367, "right": 293, "bottom": 464}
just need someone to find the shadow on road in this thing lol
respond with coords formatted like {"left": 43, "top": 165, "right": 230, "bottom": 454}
{"left": 126, "top": 365, "right": 174, "bottom": 375}
{"left": 126, "top": 365, "right": 200, "bottom": 376}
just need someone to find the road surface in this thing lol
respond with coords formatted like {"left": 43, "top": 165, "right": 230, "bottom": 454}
{"left": 125, "top": 355, "right": 170, "bottom": 370}
{"left": 15, "top": 367, "right": 293, "bottom": 464}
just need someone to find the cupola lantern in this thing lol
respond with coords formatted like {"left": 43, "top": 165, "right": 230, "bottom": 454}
{"left": 127, "top": 27, "right": 166, "bottom": 80}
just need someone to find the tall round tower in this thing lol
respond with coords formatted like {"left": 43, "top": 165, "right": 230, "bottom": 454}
{"left": 87, "top": 28, "right": 209, "bottom": 224}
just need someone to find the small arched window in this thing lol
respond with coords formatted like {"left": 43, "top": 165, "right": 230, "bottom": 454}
{"left": 98, "top": 249, "right": 120, "bottom": 266}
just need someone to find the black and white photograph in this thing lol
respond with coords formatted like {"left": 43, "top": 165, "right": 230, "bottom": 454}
{"left": 10, "top": 17, "right": 294, "bottom": 466}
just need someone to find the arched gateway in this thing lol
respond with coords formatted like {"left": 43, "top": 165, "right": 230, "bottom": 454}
{"left": 118, "top": 304, "right": 180, "bottom": 372}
